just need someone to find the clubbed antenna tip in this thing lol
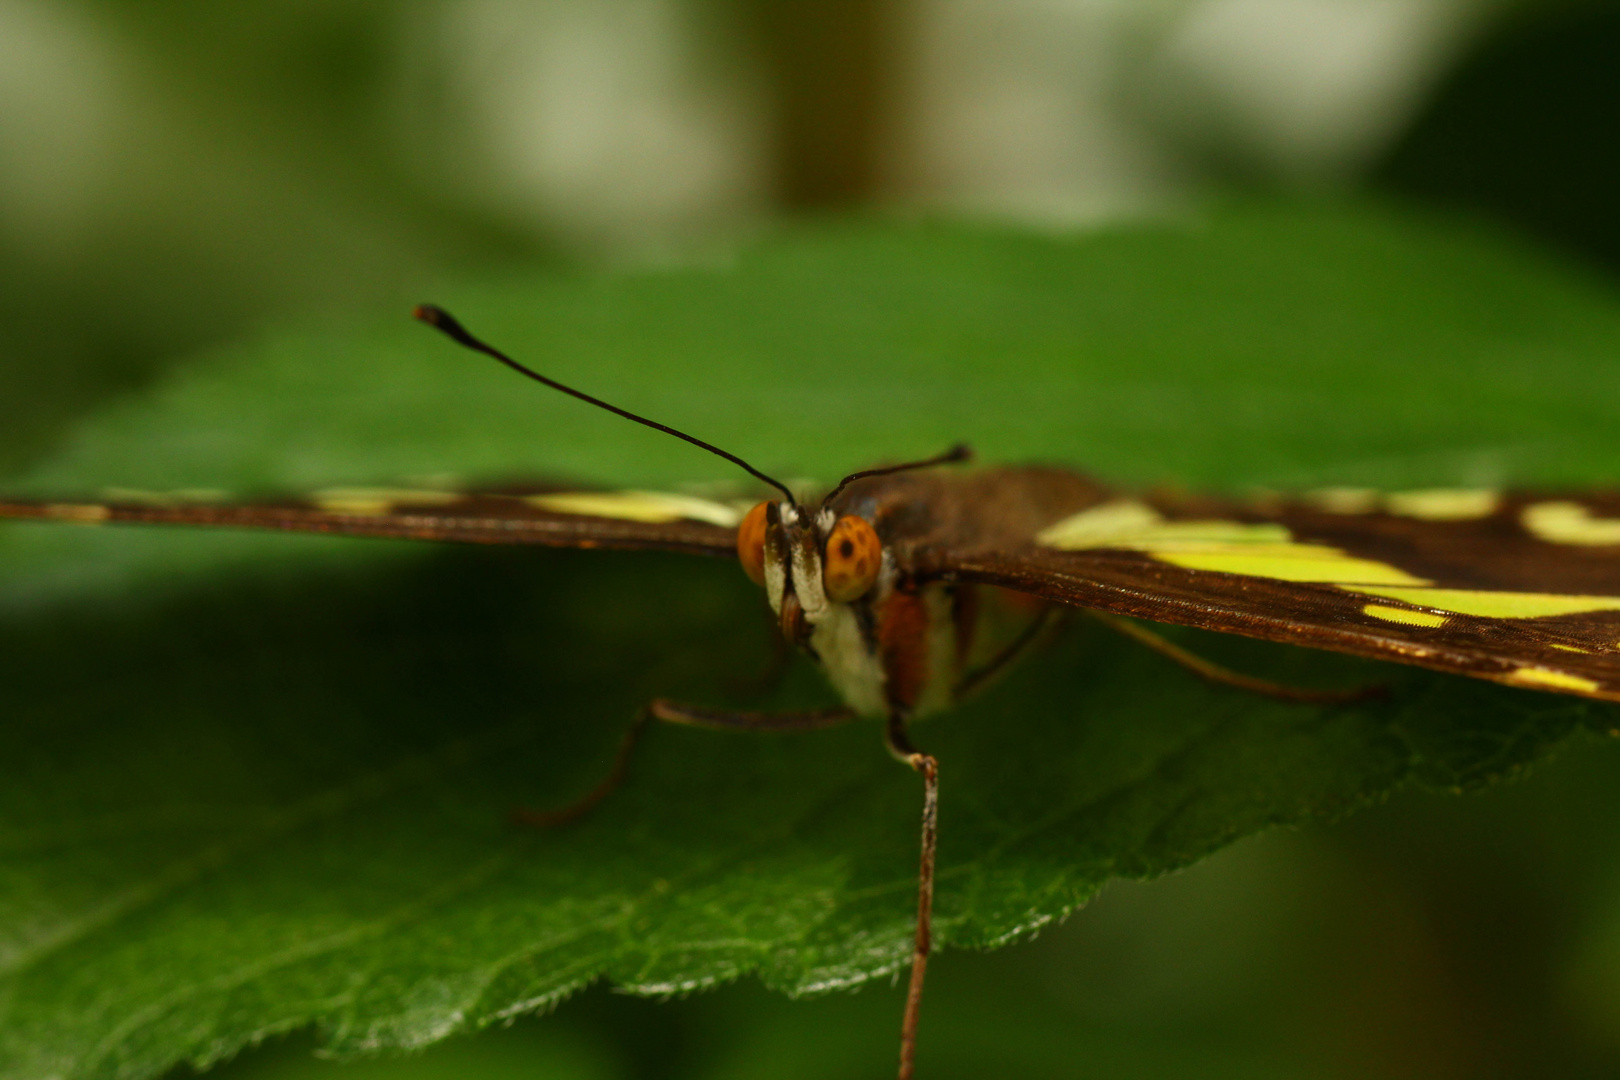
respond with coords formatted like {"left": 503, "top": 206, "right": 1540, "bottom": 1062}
{"left": 822, "top": 443, "right": 975, "bottom": 505}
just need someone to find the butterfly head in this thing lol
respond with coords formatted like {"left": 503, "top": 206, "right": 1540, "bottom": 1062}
{"left": 738, "top": 499, "right": 883, "bottom": 646}
{"left": 411, "top": 307, "right": 970, "bottom": 650}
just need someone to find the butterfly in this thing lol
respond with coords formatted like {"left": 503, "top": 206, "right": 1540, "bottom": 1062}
{"left": 8, "top": 305, "right": 1620, "bottom": 1079}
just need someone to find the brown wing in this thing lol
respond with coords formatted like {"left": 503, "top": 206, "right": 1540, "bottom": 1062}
{"left": 0, "top": 484, "right": 741, "bottom": 558}
{"left": 927, "top": 484, "right": 1620, "bottom": 703}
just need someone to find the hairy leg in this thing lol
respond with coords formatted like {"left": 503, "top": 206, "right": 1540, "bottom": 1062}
{"left": 884, "top": 712, "right": 938, "bottom": 1080}
{"left": 510, "top": 700, "right": 856, "bottom": 827}
{"left": 1089, "top": 611, "right": 1385, "bottom": 704}
{"left": 649, "top": 699, "right": 856, "bottom": 732}
{"left": 953, "top": 606, "right": 1063, "bottom": 702}
{"left": 728, "top": 609, "right": 797, "bottom": 697}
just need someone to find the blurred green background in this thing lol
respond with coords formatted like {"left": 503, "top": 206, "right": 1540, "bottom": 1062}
{"left": 6, "top": 1, "right": 1620, "bottom": 1077}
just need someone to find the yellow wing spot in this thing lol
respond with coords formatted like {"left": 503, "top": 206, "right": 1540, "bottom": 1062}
{"left": 1128, "top": 522, "right": 1294, "bottom": 547}
{"left": 43, "top": 503, "right": 111, "bottom": 524}
{"left": 1507, "top": 667, "right": 1601, "bottom": 694}
{"left": 1549, "top": 643, "right": 1593, "bottom": 654}
{"left": 1362, "top": 603, "right": 1446, "bottom": 628}
{"left": 314, "top": 488, "right": 464, "bottom": 515}
{"left": 1385, "top": 488, "right": 1500, "bottom": 521}
{"left": 1345, "top": 585, "right": 1620, "bottom": 619}
{"left": 1038, "top": 501, "right": 1431, "bottom": 586}
{"left": 1155, "top": 544, "right": 1432, "bottom": 585}
{"left": 102, "top": 488, "right": 229, "bottom": 505}
{"left": 525, "top": 491, "right": 743, "bottom": 527}
{"left": 1304, "top": 488, "right": 1380, "bottom": 514}
{"left": 1036, "top": 500, "right": 1164, "bottom": 547}
{"left": 1522, "top": 501, "right": 1620, "bottom": 546}
{"left": 1037, "top": 500, "right": 1291, "bottom": 550}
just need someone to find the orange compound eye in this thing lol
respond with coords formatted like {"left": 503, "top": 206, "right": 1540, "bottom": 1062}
{"left": 823, "top": 515, "right": 882, "bottom": 603}
{"left": 737, "top": 501, "right": 770, "bottom": 585}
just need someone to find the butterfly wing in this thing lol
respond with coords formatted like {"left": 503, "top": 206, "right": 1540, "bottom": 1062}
{"left": 936, "top": 487, "right": 1620, "bottom": 702}
{"left": 0, "top": 484, "right": 742, "bottom": 557}
{"left": 15, "top": 473, "right": 1620, "bottom": 699}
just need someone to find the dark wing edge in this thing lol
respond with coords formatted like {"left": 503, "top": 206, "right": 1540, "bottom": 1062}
{"left": 944, "top": 548, "right": 1620, "bottom": 704}
{"left": 0, "top": 492, "right": 740, "bottom": 559}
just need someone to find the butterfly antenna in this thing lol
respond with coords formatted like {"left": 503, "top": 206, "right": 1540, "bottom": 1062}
{"left": 822, "top": 443, "right": 973, "bottom": 505}
{"left": 414, "top": 305, "right": 798, "bottom": 506}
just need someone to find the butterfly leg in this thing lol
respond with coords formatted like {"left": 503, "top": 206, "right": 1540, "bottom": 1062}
{"left": 953, "top": 605, "right": 1064, "bottom": 703}
{"left": 1088, "top": 611, "right": 1385, "bottom": 704}
{"left": 727, "top": 619, "right": 796, "bottom": 697}
{"left": 509, "top": 706, "right": 652, "bottom": 828}
{"left": 884, "top": 711, "right": 938, "bottom": 1080}
{"left": 648, "top": 699, "right": 857, "bottom": 732}
{"left": 510, "top": 700, "right": 856, "bottom": 828}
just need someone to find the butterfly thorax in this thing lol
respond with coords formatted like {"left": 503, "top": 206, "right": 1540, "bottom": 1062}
{"left": 754, "top": 468, "right": 1106, "bottom": 719}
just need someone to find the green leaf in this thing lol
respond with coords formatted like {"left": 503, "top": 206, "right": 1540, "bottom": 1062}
{"left": 4, "top": 204, "right": 1620, "bottom": 1080}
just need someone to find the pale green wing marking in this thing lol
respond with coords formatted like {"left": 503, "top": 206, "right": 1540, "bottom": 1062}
{"left": 1301, "top": 487, "right": 1499, "bottom": 519}
{"left": 1037, "top": 500, "right": 1429, "bottom": 585}
{"left": 1303, "top": 487, "right": 1381, "bottom": 514}
{"left": 524, "top": 491, "right": 744, "bottom": 527}
{"left": 1362, "top": 603, "right": 1448, "bottom": 628}
{"left": 100, "top": 488, "right": 230, "bottom": 505}
{"left": 1036, "top": 500, "right": 1290, "bottom": 549}
{"left": 1522, "top": 501, "right": 1620, "bottom": 546}
{"left": 1034, "top": 499, "right": 1165, "bottom": 547}
{"left": 1155, "top": 545, "right": 1430, "bottom": 585}
{"left": 1383, "top": 488, "right": 1500, "bottom": 521}
{"left": 41, "top": 504, "right": 112, "bottom": 524}
{"left": 313, "top": 488, "right": 465, "bottom": 515}
{"left": 1039, "top": 499, "right": 1620, "bottom": 621}
{"left": 1341, "top": 586, "right": 1620, "bottom": 620}
{"left": 1507, "top": 668, "right": 1602, "bottom": 693}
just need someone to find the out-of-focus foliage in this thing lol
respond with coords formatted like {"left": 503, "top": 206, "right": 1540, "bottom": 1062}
{"left": 1378, "top": 1, "right": 1620, "bottom": 273}
{"left": 0, "top": 1, "right": 552, "bottom": 476}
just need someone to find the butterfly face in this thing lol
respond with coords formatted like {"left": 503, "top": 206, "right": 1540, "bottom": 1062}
{"left": 737, "top": 500, "right": 886, "bottom": 651}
